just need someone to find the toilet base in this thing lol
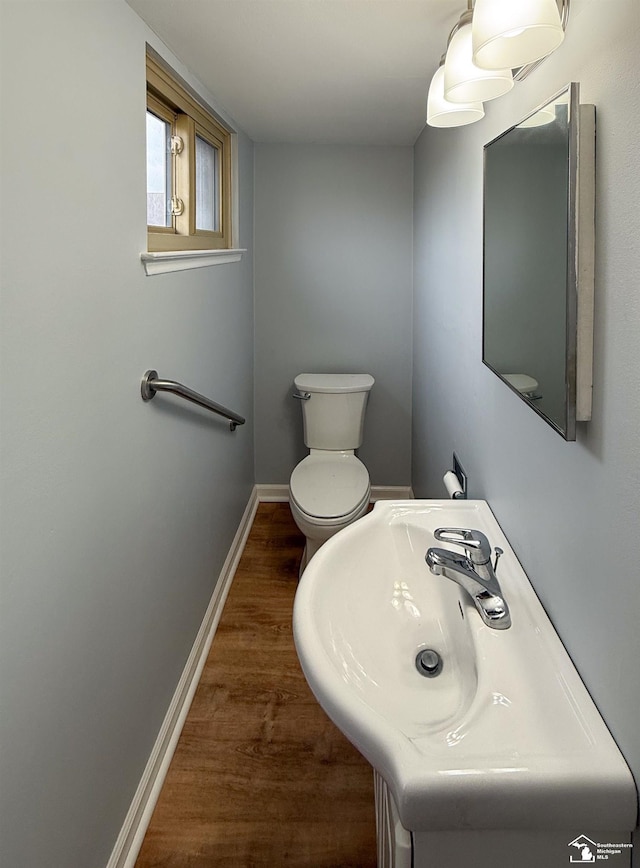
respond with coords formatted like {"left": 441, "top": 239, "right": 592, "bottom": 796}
{"left": 290, "top": 496, "right": 370, "bottom": 577}
{"left": 298, "top": 538, "right": 323, "bottom": 577}
{"left": 296, "top": 530, "right": 336, "bottom": 577}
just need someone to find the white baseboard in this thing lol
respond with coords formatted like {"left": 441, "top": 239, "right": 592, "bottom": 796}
{"left": 370, "top": 485, "right": 414, "bottom": 501}
{"left": 255, "top": 483, "right": 289, "bottom": 501}
{"left": 106, "top": 486, "right": 259, "bottom": 868}
{"left": 255, "top": 483, "right": 414, "bottom": 502}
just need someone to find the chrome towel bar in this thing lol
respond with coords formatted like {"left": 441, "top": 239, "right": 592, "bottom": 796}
{"left": 141, "top": 370, "right": 246, "bottom": 431}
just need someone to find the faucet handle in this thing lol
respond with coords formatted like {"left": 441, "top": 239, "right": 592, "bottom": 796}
{"left": 433, "top": 528, "right": 492, "bottom": 566}
{"left": 493, "top": 547, "right": 504, "bottom": 572}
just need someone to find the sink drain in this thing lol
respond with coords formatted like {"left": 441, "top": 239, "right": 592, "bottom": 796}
{"left": 415, "top": 648, "right": 443, "bottom": 677}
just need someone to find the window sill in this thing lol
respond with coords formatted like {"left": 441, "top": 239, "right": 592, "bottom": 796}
{"left": 141, "top": 248, "right": 246, "bottom": 276}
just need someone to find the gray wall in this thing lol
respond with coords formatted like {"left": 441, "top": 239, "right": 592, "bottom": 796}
{"left": 413, "top": 0, "right": 640, "bottom": 841}
{"left": 254, "top": 144, "right": 413, "bottom": 486}
{"left": 0, "top": 3, "right": 254, "bottom": 866}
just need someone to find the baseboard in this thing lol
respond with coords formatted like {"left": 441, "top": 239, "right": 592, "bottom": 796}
{"left": 106, "top": 486, "right": 260, "bottom": 868}
{"left": 255, "top": 484, "right": 414, "bottom": 502}
{"left": 370, "top": 486, "right": 414, "bottom": 501}
{"left": 255, "top": 483, "right": 289, "bottom": 501}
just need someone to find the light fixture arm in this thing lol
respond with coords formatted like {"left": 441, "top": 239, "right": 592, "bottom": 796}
{"left": 446, "top": 7, "right": 473, "bottom": 49}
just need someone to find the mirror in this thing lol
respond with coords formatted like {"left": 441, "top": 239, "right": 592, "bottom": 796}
{"left": 483, "top": 83, "right": 595, "bottom": 440}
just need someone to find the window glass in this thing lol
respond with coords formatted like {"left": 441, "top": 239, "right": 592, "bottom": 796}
{"left": 146, "top": 111, "right": 171, "bottom": 227}
{"left": 195, "top": 135, "right": 219, "bottom": 232}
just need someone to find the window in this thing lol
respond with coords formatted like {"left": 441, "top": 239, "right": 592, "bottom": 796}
{"left": 146, "top": 50, "right": 232, "bottom": 252}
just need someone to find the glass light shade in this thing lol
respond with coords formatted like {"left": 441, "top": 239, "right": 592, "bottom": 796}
{"left": 427, "top": 66, "right": 484, "bottom": 128}
{"left": 444, "top": 24, "right": 513, "bottom": 104}
{"left": 517, "top": 105, "right": 556, "bottom": 127}
{"left": 472, "top": 0, "right": 565, "bottom": 70}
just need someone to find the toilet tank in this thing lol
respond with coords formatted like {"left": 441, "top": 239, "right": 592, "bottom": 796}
{"left": 294, "top": 373, "right": 374, "bottom": 450}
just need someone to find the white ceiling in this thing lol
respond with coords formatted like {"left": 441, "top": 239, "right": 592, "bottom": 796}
{"left": 127, "top": 0, "right": 463, "bottom": 145}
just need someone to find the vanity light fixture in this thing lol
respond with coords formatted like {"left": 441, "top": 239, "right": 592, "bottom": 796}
{"left": 472, "top": 0, "right": 565, "bottom": 70}
{"left": 444, "top": 11, "right": 513, "bottom": 104}
{"left": 427, "top": 57, "right": 485, "bottom": 128}
{"left": 426, "top": 0, "right": 570, "bottom": 129}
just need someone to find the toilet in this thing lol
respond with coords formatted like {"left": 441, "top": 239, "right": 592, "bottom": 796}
{"left": 503, "top": 373, "right": 540, "bottom": 398}
{"left": 289, "top": 373, "right": 374, "bottom": 573}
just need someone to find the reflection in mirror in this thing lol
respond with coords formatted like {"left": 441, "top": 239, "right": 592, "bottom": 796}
{"left": 483, "top": 84, "right": 595, "bottom": 440}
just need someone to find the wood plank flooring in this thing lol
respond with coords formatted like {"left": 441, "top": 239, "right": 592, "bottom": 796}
{"left": 135, "top": 503, "right": 377, "bottom": 868}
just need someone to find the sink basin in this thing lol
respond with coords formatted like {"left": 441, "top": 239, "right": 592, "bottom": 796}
{"left": 293, "top": 500, "right": 636, "bottom": 834}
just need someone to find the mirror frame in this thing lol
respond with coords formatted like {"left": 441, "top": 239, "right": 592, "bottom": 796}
{"left": 482, "top": 83, "right": 596, "bottom": 441}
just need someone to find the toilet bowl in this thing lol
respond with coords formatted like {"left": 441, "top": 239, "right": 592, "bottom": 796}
{"left": 290, "top": 451, "right": 371, "bottom": 568}
{"left": 289, "top": 373, "right": 374, "bottom": 573}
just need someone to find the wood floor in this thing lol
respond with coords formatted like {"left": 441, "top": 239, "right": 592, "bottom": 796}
{"left": 135, "top": 503, "right": 377, "bottom": 868}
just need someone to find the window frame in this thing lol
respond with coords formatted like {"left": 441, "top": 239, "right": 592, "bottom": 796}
{"left": 146, "top": 51, "right": 232, "bottom": 252}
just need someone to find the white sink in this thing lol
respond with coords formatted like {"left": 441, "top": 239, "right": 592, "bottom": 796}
{"left": 293, "top": 500, "right": 636, "bottom": 834}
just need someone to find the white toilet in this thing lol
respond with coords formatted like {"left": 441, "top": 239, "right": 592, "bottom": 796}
{"left": 289, "top": 373, "right": 375, "bottom": 573}
{"left": 503, "top": 373, "right": 540, "bottom": 398}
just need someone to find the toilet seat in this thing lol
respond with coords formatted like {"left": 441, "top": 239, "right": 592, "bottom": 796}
{"left": 290, "top": 452, "right": 370, "bottom": 521}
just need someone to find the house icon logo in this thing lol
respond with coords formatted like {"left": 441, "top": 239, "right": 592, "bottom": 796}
{"left": 569, "top": 835, "right": 597, "bottom": 862}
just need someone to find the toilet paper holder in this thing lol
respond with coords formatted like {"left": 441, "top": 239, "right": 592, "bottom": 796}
{"left": 445, "top": 453, "right": 467, "bottom": 500}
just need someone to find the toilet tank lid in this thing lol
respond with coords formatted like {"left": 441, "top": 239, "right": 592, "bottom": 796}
{"left": 294, "top": 373, "right": 374, "bottom": 394}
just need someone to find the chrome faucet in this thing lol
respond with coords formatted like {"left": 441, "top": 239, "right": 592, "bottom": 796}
{"left": 425, "top": 528, "right": 511, "bottom": 630}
